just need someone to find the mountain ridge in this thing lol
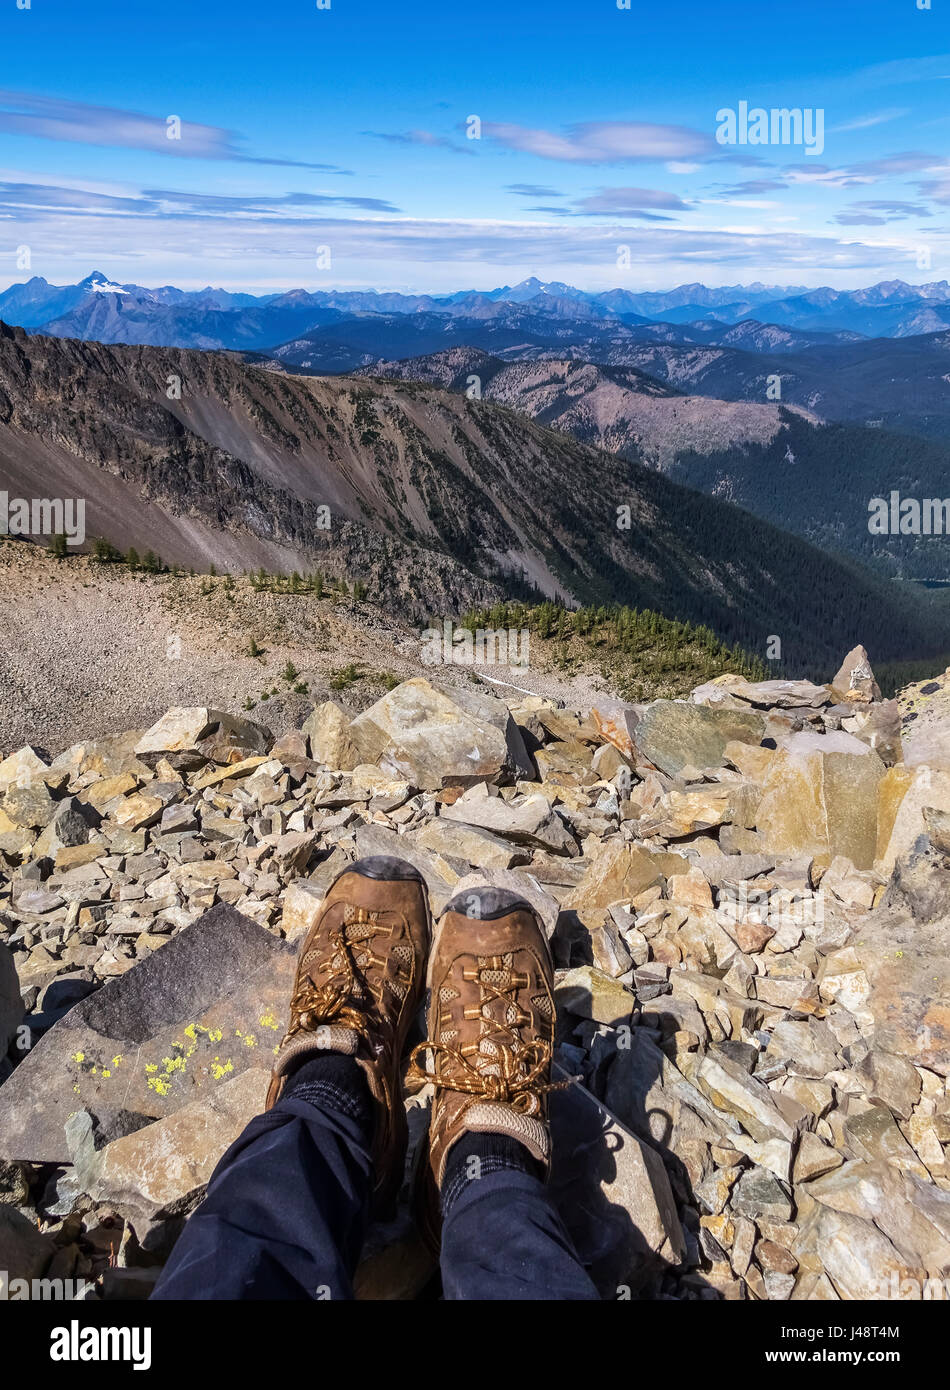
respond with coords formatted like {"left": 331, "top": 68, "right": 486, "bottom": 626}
{"left": 5, "top": 273, "right": 950, "bottom": 351}
{"left": 1, "top": 324, "right": 946, "bottom": 674}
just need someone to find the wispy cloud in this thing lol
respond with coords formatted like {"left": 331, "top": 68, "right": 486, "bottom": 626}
{"left": 144, "top": 188, "right": 401, "bottom": 215}
{"left": 841, "top": 198, "right": 932, "bottom": 217}
{"left": 846, "top": 150, "right": 943, "bottom": 177}
{"left": 830, "top": 108, "right": 909, "bottom": 133}
{"left": 2, "top": 177, "right": 916, "bottom": 280}
{"left": 505, "top": 183, "right": 565, "bottom": 198}
{"left": 480, "top": 120, "right": 716, "bottom": 164}
{"left": 847, "top": 55, "right": 950, "bottom": 89}
{"left": 364, "top": 129, "right": 472, "bottom": 154}
{"left": 574, "top": 186, "right": 691, "bottom": 215}
{"left": 834, "top": 199, "right": 933, "bottom": 225}
{"left": 0, "top": 90, "right": 349, "bottom": 171}
{"left": 0, "top": 179, "right": 400, "bottom": 218}
{"left": 717, "top": 178, "right": 789, "bottom": 195}
{"left": 916, "top": 169, "right": 950, "bottom": 204}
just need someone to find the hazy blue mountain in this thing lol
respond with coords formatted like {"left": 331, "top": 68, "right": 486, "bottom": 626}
{"left": 4, "top": 271, "right": 950, "bottom": 354}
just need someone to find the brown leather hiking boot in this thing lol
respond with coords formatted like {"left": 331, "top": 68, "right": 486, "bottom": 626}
{"left": 408, "top": 886, "right": 558, "bottom": 1248}
{"left": 267, "top": 855, "right": 431, "bottom": 1208}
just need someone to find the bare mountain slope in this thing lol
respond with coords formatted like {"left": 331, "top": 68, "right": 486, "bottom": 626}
{"left": 356, "top": 347, "right": 950, "bottom": 579}
{"left": 356, "top": 349, "right": 800, "bottom": 470}
{"left": 1, "top": 324, "right": 947, "bottom": 671}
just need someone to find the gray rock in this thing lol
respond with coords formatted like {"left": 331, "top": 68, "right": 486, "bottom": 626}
{"left": 548, "top": 1070, "right": 685, "bottom": 1295}
{"left": 31, "top": 797, "right": 101, "bottom": 861}
{"left": 349, "top": 679, "right": 532, "bottom": 790}
{"left": 732, "top": 1167, "right": 794, "bottom": 1222}
{"left": 65, "top": 1108, "right": 155, "bottom": 1192}
{"left": 135, "top": 707, "right": 271, "bottom": 768}
{"left": 854, "top": 1049, "right": 922, "bottom": 1120}
{"left": 0, "top": 1205, "right": 55, "bottom": 1287}
{"left": 634, "top": 700, "right": 765, "bottom": 778}
{"left": 440, "top": 790, "right": 578, "bottom": 856}
{"left": 2, "top": 782, "right": 56, "bottom": 829}
{"left": 414, "top": 818, "right": 526, "bottom": 871}
{"left": 766, "top": 1020, "right": 841, "bottom": 1079}
{"left": 798, "top": 1204, "right": 918, "bottom": 1300}
{"left": 831, "top": 645, "right": 881, "bottom": 704}
{"left": 555, "top": 966, "right": 634, "bottom": 1027}
{"left": 77, "top": 1069, "right": 269, "bottom": 1223}
{"left": 0, "top": 904, "right": 295, "bottom": 1164}
{"left": 822, "top": 890, "right": 950, "bottom": 1076}
{"left": 0, "top": 941, "right": 23, "bottom": 1055}
{"left": 302, "top": 701, "right": 361, "bottom": 772}
{"left": 697, "top": 1053, "right": 806, "bottom": 1144}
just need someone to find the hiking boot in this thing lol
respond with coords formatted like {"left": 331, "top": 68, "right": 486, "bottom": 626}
{"left": 267, "top": 855, "right": 431, "bottom": 1207}
{"left": 408, "top": 886, "right": 558, "bottom": 1248}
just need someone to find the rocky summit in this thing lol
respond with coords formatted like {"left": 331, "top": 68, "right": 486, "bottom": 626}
{"left": 1, "top": 651, "right": 950, "bottom": 1301}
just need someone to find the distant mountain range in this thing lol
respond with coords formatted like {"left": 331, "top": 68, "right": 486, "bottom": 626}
{"left": 2, "top": 321, "right": 946, "bottom": 673}
{"left": 4, "top": 272, "right": 950, "bottom": 354}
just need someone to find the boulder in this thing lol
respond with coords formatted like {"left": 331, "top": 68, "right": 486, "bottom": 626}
{"left": 30, "top": 797, "right": 100, "bottom": 861}
{"left": 721, "top": 678, "right": 831, "bottom": 710}
{"left": 414, "top": 817, "right": 525, "bottom": 871}
{"left": 135, "top": 708, "right": 271, "bottom": 769}
{"left": 876, "top": 765, "right": 950, "bottom": 875}
{"left": 591, "top": 703, "right": 642, "bottom": 759}
{"left": 640, "top": 785, "right": 739, "bottom": 839}
{"left": 697, "top": 1053, "right": 807, "bottom": 1144}
{"left": 801, "top": 1159, "right": 950, "bottom": 1287}
{"left": 565, "top": 841, "right": 685, "bottom": 910}
{"left": 798, "top": 1205, "right": 916, "bottom": 1299}
{"left": 2, "top": 782, "right": 55, "bottom": 829}
{"left": 303, "top": 701, "right": 361, "bottom": 771}
{"left": 555, "top": 966, "right": 634, "bottom": 1026}
{"left": 822, "top": 897, "right": 950, "bottom": 1076}
{"left": 842, "top": 699, "right": 902, "bottom": 765}
{"left": 0, "top": 746, "right": 49, "bottom": 791}
{"left": 831, "top": 645, "right": 881, "bottom": 704}
{"left": 756, "top": 730, "right": 885, "bottom": 870}
{"left": 349, "top": 679, "right": 532, "bottom": 790}
{"left": 280, "top": 879, "right": 326, "bottom": 943}
{"left": 75, "top": 1069, "right": 270, "bottom": 1223}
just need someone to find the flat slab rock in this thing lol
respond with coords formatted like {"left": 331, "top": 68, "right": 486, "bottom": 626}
{"left": 634, "top": 700, "right": 765, "bottom": 777}
{"left": 0, "top": 904, "right": 296, "bottom": 1164}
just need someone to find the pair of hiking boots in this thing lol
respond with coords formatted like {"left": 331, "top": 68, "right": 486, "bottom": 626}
{"left": 266, "top": 855, "right": 558, "bottom": 1246}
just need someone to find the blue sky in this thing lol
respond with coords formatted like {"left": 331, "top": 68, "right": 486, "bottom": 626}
{"left": 2, "top": 0, "right": 950, "bottom": 292}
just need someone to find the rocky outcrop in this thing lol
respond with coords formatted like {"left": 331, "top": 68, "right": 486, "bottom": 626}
{"left": 1, "top": 655, "right": 949, "bottom": 1300}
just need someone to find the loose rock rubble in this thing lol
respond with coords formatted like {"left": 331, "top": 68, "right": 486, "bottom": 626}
{"left": 1, "top": 653, "right": 949, "bottom": 1300}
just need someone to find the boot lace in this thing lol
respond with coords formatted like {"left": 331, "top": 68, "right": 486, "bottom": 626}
{"left": 407, "top": 956, "right": 563, "bottom": 1112}
{"left": 286, "top": 906, "right": 398, "bottom": 1044}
